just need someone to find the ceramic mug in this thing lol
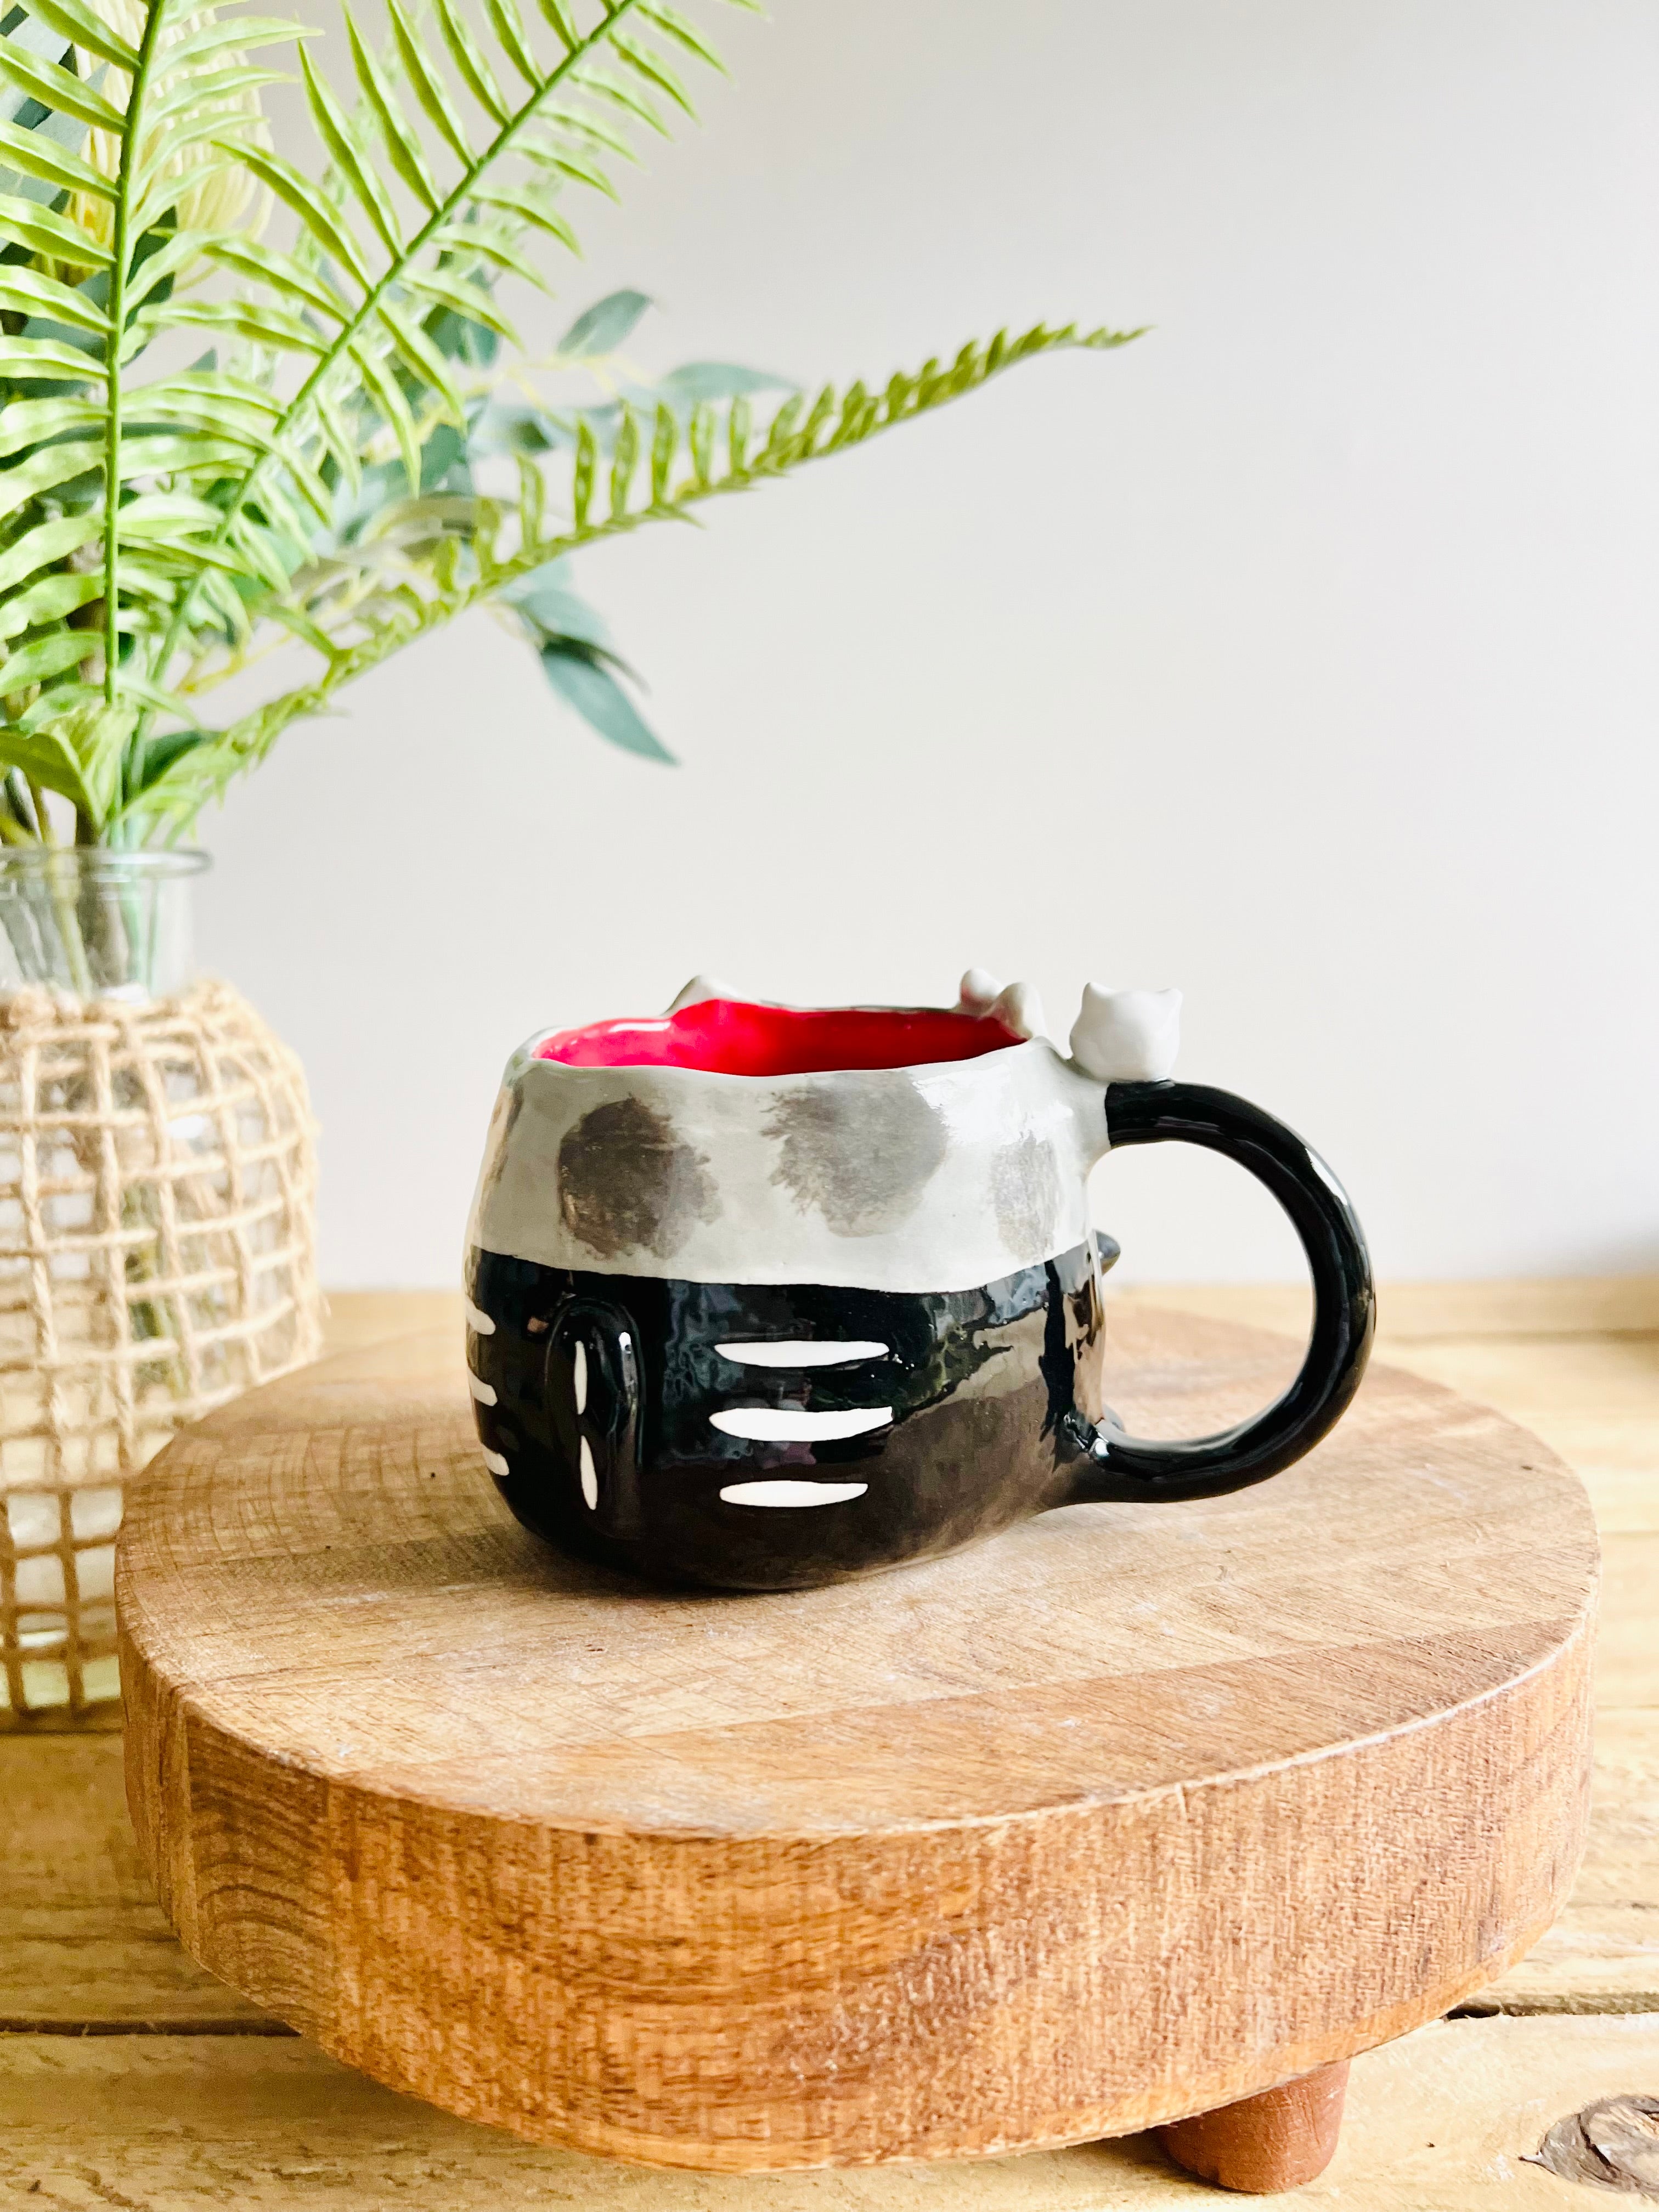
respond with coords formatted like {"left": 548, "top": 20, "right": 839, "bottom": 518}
{"left": 465, "top": 972, "right": 1374, "bottom": 1592}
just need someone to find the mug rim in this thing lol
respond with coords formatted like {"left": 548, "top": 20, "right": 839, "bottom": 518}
{"left": 523, "top": 997, "right": 1046, "bottom": 1085}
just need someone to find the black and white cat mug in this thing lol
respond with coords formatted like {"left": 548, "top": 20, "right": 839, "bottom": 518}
{"left": 465, "top": 972, "right": 1375, "bottom": 1592}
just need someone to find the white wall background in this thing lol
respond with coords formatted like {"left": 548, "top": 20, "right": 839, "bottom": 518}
{"left": 195, "top": 0, "right": 1659, "bottom": 1290}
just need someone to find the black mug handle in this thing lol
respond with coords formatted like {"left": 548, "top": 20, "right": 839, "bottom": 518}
{"left": 1068, "top": 1080, "right": 1375, "bottom": 1504}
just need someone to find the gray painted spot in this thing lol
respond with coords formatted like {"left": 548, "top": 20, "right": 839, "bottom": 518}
{"left": 991, "top": 1131, "right": 1063, "bottom": 1262}
{"left": 766, "top": 1079, "right": 946, "bottom": 1238}
{"left": 557, "top": 1096, "right": 718, "bottom": 1260}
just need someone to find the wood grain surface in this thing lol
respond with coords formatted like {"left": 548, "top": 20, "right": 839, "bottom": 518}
{"left": 116, "top": 1311, "right": 1599, "bottom": 2172}
{"left": 5, "top": 2013, "right": 1655, "bottom": 2210}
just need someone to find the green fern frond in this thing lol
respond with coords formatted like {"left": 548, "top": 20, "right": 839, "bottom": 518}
{"left": 144, "top": 0, "right": 737, "bottom": 650}
{"left": 115, "top": 320, "right": 1141, "bottom": 838}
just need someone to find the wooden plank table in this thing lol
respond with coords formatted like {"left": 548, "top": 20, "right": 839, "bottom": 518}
{"left": 2, "top": 1280, "right": 1655, "bottom": 2208}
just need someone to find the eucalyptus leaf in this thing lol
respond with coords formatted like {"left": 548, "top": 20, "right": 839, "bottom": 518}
{"left": 556, "top": 288, "right": 652, "bottom": 358}
{"left": 466, "top": 396, "right": 572, "bottom": 460}
{"left": 426, "top": 303, "right": 500, "bottom": 367}
{"left": 538, "top": 637, "right": 673, "bottom": 763}
{"left": 127, "top": 725, "right": 212, "bottom": 798}
{"left": 503, "top": 555, "right": 608, "bottom": 646}
{"left": 656, "top": 360, "right": 794, "bottom": 405}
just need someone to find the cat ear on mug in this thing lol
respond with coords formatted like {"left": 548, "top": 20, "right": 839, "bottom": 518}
{"left": 957, "top": 970, "right": 1048, "bottom": 1041}
{"left": 1069, "top": 985, "right": 1182, "bottom": 1083}
{"left": 667, "top": 974, "right": 740, "bottom": 1013}
{"left": 957, "top": 967, "right": 1003, "bottom": 1014}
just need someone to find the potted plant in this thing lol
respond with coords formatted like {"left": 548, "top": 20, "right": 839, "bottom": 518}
{"left": 0, "top": 0, "right": 1139, "bottom": 1722}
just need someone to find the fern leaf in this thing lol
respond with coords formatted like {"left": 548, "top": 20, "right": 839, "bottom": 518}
{"left": 483, "top": 0, "right": 542, "bottom": 89}
{"left": 429, "top": 222, "right": 545, "bottom": 285}
{"left": 385, "top": 0, "right": 471, "bottom": 164}
{"left": 315, "top": 389, "right": 364, "bottom": 496}
{"left": 348, "top": 334, "right": 422, "bottom": 489}
{"left": 572, "top": 416, "right": 596, "bottom": 526}
{"left": 375, "top": 299, "right": 466, "bottom": 422}
{"left": 299, "top": 44, "right": 402, "bottom": 258}
{"left": 535, "top": 0, "right": 580, "bottom": 48}
{"left": 399, "top": 261, "right": 516, "bottom": 337}
{"left": 470, "top": 182, "right": 577, "bottom": 249}
{"left": 267, "top": 441, "right": 336, "bottom": 528}
{"left": 572, "top": 64, "right": 669, "bottom": 135}
{"left": 223, "top": 139, "right": 375, "bottom": 287}
{"left": 517, "top": 134, "right": 615, "bottom": 195}
{"left": 0, "top": 263, "right": 108, "bottom": 332}
{"left": 1, "top": 629, "right": 95, "bottom": 695}
{"left": 610, "top": 31, "right": 695, "bottom": 116}
{"left": 539, "top": 101, "right": 636, "bottom": 160}
{"left": 648, "top": 401, "right": 676, "bottom": 504}
{"left": 431, "top": 0, "right": 510, "bottom": 123}
{"left": 204, "top": 235, "right": 351, "bottom": 323}
{"left": 0, "top": 512, "right": 104, "bottom": 599}
{"left": 0, "top": 35, "right": 123, "bottom": 133}
{"left": 0, "top": 187, "right": 111, "bottom": 265}
{"left": 639, "top": 2, "right": 725, "bottom": 70}
{"left": 345, "top": 8, "right": 441, "bottom": 212}
{"left": 151, "top": 298, "right": 329, "bottom": 356}
{"left": 0, "top": 438, "right": 106, "bottom": 519}
{"left": 16, "top": 0, "right": 140, "bottom": 72}
{"left": 0, "top": 573, "right": 105, "bottom": 642}
{"left": 137, "top": 372, "right": 286, "bottom": 427}
{"left": 0, "top": 113, "right": 114, "bottom": 199}
{"left": 145, "top": 63, "right": 289, "bottom": 129}
{"left": 608, "top": 404, "right": 639, "bottom": 515}
{"left": 0, "top": 333, "right": 107, "bottom": 381}
{"left": 725, "top": 391, "right": 750, "bottom": 475}
{"left": 166, "top": 16, "right": 317, "bottom": 69}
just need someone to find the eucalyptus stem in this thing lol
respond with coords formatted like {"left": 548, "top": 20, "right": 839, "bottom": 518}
{"left": 47, "top": 871, "right": 94, "bottom": 997}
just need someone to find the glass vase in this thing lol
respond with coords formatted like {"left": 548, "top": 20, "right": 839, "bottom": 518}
{"left": 0, "top": 847, "right": 207, "bottom": 1001}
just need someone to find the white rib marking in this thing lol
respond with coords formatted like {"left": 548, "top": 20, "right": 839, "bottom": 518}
{"left": 467, "top": 1371, "right": 496, "bottom": 1406}
{"left": 715, "top": 1340, "right": 888, "bottom": 1368}
{"left": 481, "top": 1446, "right": 509, "bottom": 1476}
{"left": 709, "top": 1406, "right": 892, "bottom": 1442}
{"left": 465, "top": 1299, "right": 496, "bottom": 1336}
{"left": 579, "top": 1436, "right": 598, "bottom": 1511}
{"left": 719, "top": 1480, "right": 869, "bottom": 1509}
{"left": 572, "top": 1338, "right": 588, "bottom": 1415}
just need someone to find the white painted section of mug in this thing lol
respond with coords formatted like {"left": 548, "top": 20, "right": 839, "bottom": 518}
{"left": 467, "top": 1037, "right": 1110, "bottom": 1295}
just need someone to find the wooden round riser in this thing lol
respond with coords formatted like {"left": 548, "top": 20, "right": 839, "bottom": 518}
{"left": 117, "top": 1313, "right": 1597, "bottom": 2176}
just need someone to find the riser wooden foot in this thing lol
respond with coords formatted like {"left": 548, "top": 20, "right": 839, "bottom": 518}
{"left": 1156, "top": 2060, "right": 1351, "bottom": 2194}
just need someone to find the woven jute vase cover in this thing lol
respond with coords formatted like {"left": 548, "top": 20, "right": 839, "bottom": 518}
{"left": 0, "top": 976, "right": 322, "bottom": 1726}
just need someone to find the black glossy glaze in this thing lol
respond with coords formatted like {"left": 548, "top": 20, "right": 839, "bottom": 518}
{"left": 469, "top": 1235, "right": 1117, "bottom": 1592}
{"left": 469, "top": 1081, "right": 1374, "bottom": 1592}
